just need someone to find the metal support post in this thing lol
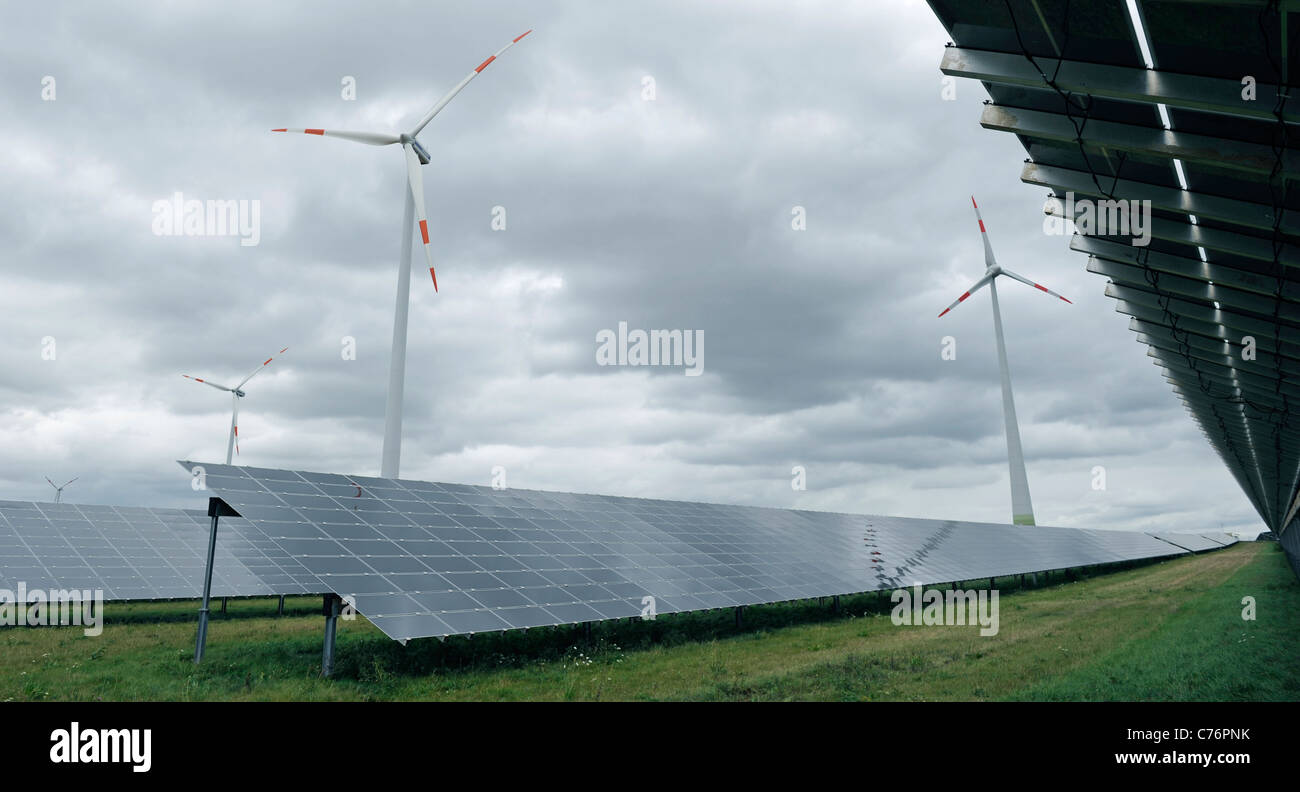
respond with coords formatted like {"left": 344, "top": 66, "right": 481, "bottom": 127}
{"left": 321, "top": 593, "right": 341, "bottom": 678}
{"left": 194, "top": 497, "right": 237, "bottom": 664}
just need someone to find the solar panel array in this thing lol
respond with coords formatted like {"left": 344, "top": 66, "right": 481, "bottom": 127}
{"left": 0, "top": 500, "right": 322, "bottom": 601}
{"left": 181, "top": 461, "right": 1202, "bottom": 642}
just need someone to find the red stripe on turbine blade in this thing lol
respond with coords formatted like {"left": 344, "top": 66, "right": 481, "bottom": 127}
{"left": 305, "top": 129, "right": 324, "bottom": 135}
{"left": 264, "top": 358, "right": 273, "bottom": 365}
{"left": 978, "top": 220, "right": 986, "bottom": 232}
{"left": 958, "top": 291, "right": 970, "bottom": 301}
{"left": 475, "top": 55, "right": 496, "bottom": 72}
{"left": 1061, "top": 296, "right": 1072, "bottom": 303}
{"left": 429, "top": 267, "right": 439, "bottom": 291}
{"left": 938, "top": 308, "right": 950, "bottom": 318}
{"left": 279, "top": 347, "right": 288, "bottom": 353}
{"left": 271, "top": 128, "right": 287, "bottom": 132}
{"left": 971, "top": 196, "right": 978, "bottom": 208}
{"left": 514, "top": 30, "right": 532, "bottom": 42}
{"left": 1034, "top": 283, "right": 1048, "bottom": 292}
{"left": 419, "top": 219, "right": 430, "bottom": 244}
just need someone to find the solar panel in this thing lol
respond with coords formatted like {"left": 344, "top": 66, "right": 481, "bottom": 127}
{"left": 181, "top": 461, "right": 1196, "bottom": 642}
{"left": 0, "top": 500, "right": 323, "bottom": 601}
{"left": 1198, "top": 534, "right": 1236, "bottom": 547}
{"left": 1150, "top": 533, "right": 1226, "bottom": 553}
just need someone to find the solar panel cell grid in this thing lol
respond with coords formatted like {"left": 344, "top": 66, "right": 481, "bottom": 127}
{"left": 178, "top": 461, "right": 1198, "bottom": 642}
{"left": 0, "top": 501, "right": 324, "bottom": 601}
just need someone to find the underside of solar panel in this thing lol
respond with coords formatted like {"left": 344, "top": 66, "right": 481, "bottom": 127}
{"left": 179, "top": 461, "right": 1207, "bottom": 642}
{"left": 925, "top": 0, "right": 1296, "bottom": 571}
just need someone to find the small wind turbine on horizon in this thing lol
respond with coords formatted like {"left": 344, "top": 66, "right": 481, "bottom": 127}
{"left": 273, "top": 29, "right": 532, "bottom": 479}
{"left": 183, "top": 347, "right": 289, "bottom": 465}
{"left": 938, "top": 196, "right": 1072, "bottom": 526}
{"left": 45, "top": 476, "right": 78, "bottom": 504}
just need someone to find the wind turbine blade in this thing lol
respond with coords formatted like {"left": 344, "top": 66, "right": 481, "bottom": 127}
{"left": 409, "top": 29, "right": 533, "bottom": 137}
{"left": 45, "top": 477, "right": 56, "bottom": 489}
{"left": 232, "top": 396, "right": 240, "bottom": 456}
{"left": 270, "top": 129, "right": 400, "bottom": 145}
{"left": 237, "top": 346, "right": 290, "bottom": 389}
{"left": 182, "top": 375, "right": 234, "bottom": 392}
{"left": 403, "top": 143, "right": 438, "bottom": 291}
{"left": 62, "top": 477, "right": 78, "bottom": 488}
{"left": 999, "top": 268, "right": 1073, "bottom": 304}
{"left": 970, "top": 195, "right": 998, "bottom": 268}
{"left": 938, "top": 275, "right": 992, "bottom": 318}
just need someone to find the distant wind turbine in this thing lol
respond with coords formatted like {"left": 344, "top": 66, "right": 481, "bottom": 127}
{"left": 183, "top": 348, "right": 288, "bottom": 465}
{"left": 938, "top": 196, "right": 1072, "bottom": 526}
{"left": 273, "top": 29, "right": 532, "bottom": 478}
{"left": 45, "top": 476, "right": 77, "bottom": 504}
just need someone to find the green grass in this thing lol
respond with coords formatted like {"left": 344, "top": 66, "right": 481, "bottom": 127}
{"left": 0, "top": 542, "right": 1294, "bottom": 701}
{"left": 1012, "top": 541, "right": 1300, "bottom": 701}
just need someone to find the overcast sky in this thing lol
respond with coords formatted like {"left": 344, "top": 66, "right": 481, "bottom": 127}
{"left": 0, "top": 0, "right": 1261, "bottom": 537}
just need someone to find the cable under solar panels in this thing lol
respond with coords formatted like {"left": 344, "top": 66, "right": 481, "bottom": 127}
{"left": 180, "top": 461, "right": 1200, "bottom": 642}
{"left": 0, "top": 500, "right": 323, "bottom": 601}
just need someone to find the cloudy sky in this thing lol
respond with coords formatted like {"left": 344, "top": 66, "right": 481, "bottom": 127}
{"left": 0, "top": 0, "right": 1261, "bottom": 536}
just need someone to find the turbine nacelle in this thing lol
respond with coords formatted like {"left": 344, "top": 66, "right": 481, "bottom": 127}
{"left": 271, "top": 29, "right": 532, "bottom": 476}
{"left": 936, "top": 196, "right": 1059, "bottom": 528}
{"left": 183, "top": 347, "right": 288, "bottom": 464}
{"left": 938, "top": 196, "right": 1072, "bottom": 319}
{"left": 46, "top": 476, "right": 78, "bottom": 504}
{"left": 401, "top": 134, "right": 431, "bottom": 165}
{"left": 272, "top": 29, "right": 532, "bottom": 300}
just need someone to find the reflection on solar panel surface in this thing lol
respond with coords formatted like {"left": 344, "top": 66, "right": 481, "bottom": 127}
{"left": 1152, "top": 533, "right": 1232, "bottom": 553}
{"left": 1199, "top": 534, "right": 1237, "bottom": 547}
{"left": 0, "top": 500, "right": 322, "bottom": 600}
{"left": 182, "top": 462, "right": 1199, "bottom": 642}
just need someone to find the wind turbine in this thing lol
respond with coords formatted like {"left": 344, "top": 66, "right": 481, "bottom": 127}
{"left": 183, "top": 348, "right": 289, "bottom": 465}
{"left": 273, "top": 29, "right": 532, "bottom": 478}
{"left": 45, "top": 476, "right": 77, "bottom": 504}
{"left": 938, "top": 196, "right": 1072, "bottom": 526}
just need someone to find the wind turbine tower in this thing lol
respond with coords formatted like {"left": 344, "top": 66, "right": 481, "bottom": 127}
{"left": 939, "top": 197, "right": 1072, "bottom": 526}
{"left": 274, "top": 30, "right": 532, "bottom": 478}
{"left": 183, "top": 347, "right": 289, "bottom": 465}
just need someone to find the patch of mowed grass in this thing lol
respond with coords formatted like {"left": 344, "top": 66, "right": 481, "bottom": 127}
{"left": 1010, "top": 542, "right": 1300, "bottom": 701}
{"left": 0, "top": 544, "right": 1290, "bottom": 701}
{"left": 686, "top": 543, "right": 1291, "bottom": 701}
{"left": 0, "top": 596, "right": 349, "bottom": 701}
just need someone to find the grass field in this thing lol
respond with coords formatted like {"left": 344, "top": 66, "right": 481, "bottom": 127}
{"left": 1, "top": 541, "right": 1295, "bottom": 701}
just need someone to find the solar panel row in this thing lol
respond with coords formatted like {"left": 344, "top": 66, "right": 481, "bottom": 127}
{"left": 181, "top": 462, "right": 1202, "bottom": 642}
{"left": 0, "top": 500, "right": 323, "bottom": 601}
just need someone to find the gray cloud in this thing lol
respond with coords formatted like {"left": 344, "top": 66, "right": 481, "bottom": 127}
{"left": 0, "top": 0, "right": 1261, "bottom": 538}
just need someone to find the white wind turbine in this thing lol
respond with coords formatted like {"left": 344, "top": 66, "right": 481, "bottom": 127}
{"left": 273, "top": 29, "right": 532, "bottom": 478}
{"left": 45, "top": 476, "right": 78, "bottom": 504}
{"left": 183, "top": 347, "right": 289, "bottom": 465}
{"left": 938, "top": 196, "right": 1072, "bottom": 526}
